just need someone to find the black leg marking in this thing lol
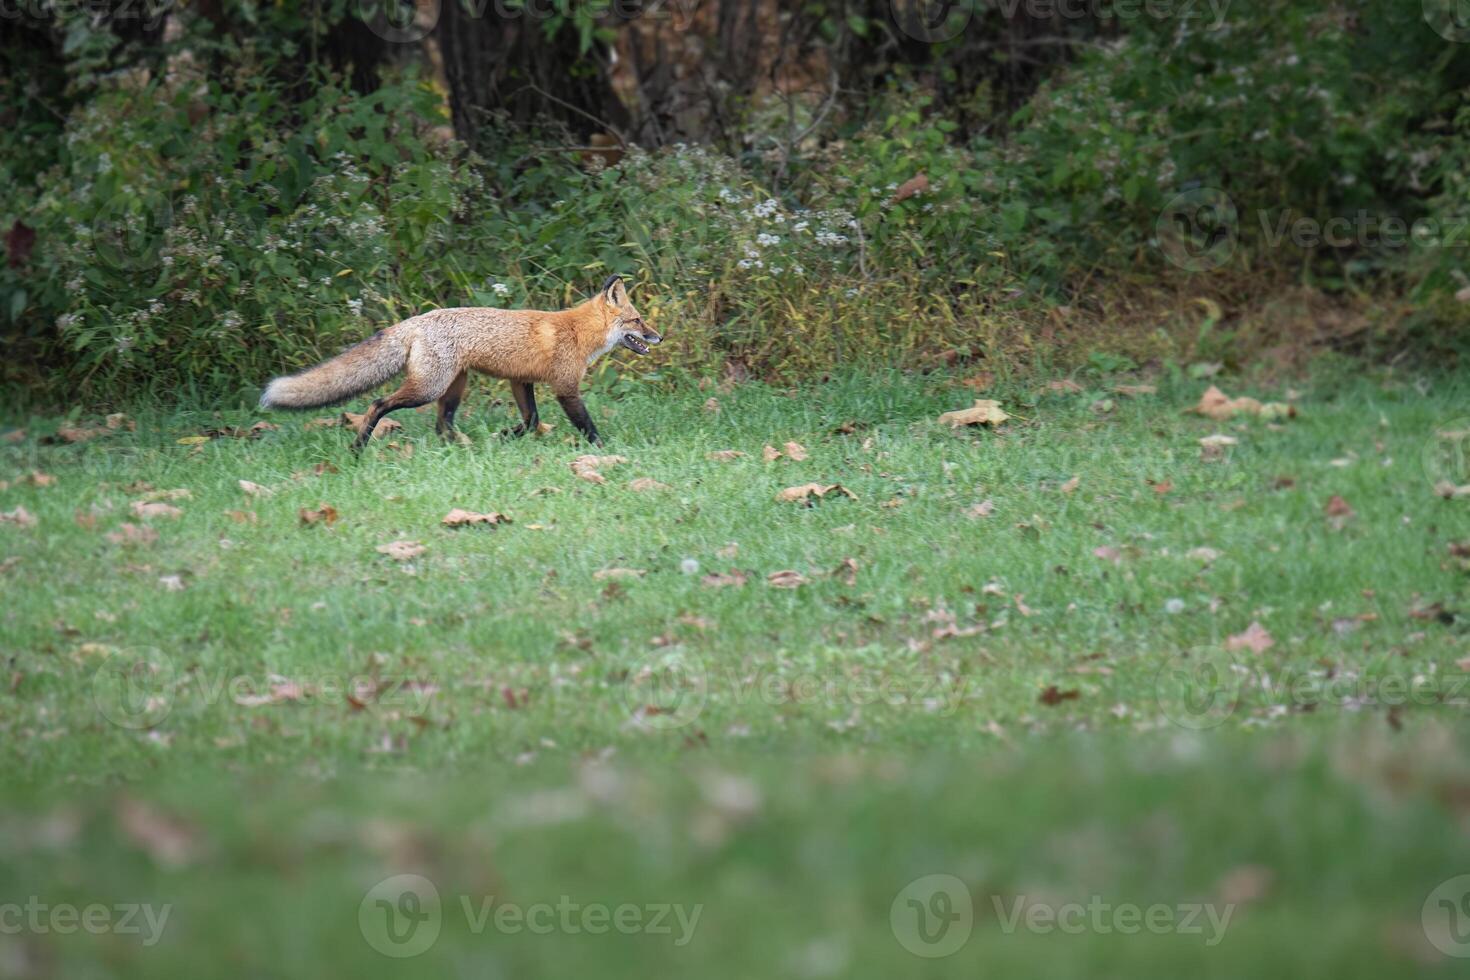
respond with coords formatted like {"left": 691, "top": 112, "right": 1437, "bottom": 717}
{"left": 557, "top": 393, "right": 601, "bottom": 446}
{"left": 501, "top": 381, "right": 540, "bottom": 438}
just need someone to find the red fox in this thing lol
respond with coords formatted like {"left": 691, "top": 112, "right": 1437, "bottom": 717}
{"left": 259, "top": 275, "right": 660, "bottom": 449}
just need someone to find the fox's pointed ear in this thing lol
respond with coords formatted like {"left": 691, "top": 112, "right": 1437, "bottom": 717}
{"left": 601, "top": 274, "right": 628, "bottom": 307}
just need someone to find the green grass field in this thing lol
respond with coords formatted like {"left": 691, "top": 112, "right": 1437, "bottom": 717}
{"left": 3, "top": 368, "right": 1469, "bottom": 977}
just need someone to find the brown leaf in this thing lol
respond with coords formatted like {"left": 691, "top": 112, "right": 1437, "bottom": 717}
{"left": 105, "top": 413, "right": 133, "bottom": 431}
{"left": 766, "top": 570, "right": 808, "bottom": 589}
{"left": 299, "top": 504, "right": 338, "bottom": 526}
{"left": 938, "top": 399, "right": 1011, "bottom": 428}
{"left": 1324, "top": 495, "right": 1354, "bottom": 518}
{"left": 238, "top": 480, "right": 272, "bottom": 497}
{"left": 833, "top": 557, "right": 860, "bottom": 585}
{"left": 24, "top": 471, "right": 55, "bottom": 488}
{"left": 701, "top": 570, "right": 748, "bottom": 588}
{"left": 1059, "top": 475, "right": 1080, "bottom": 494}
{"left": 1113, "top": 384, "right": 1157, "bottom": 397}
{"left": 1225, "top": 621, "right": 1275, "bottom": 654}
{"left": 593, "top": 567, "right": 646, "bottom": 581}
{"left": 441, "top": 508, "right": 509, "bottom": 527}
{"left": 776, "top": 483, "right": 858, "bottom": 504}
{"left": 376, "top": 540, "right": 425, "bottom": 561}
{"left": 961, "top": 371, "right": 995, "bottom": 392}
{"left": 628, "top": 478, "right": 671, "bottom": 492}
{"left": 1191, "top": 386, "right": 1295, "bottom": 422}
{"left": 53, "top": 425, "right": 110, "bottom": 443}
{"left": 105, "top": 522, "right": 158, "bottom": 546}
{"left": 1199, "top": 434, "right": 1238, "bottom": 461}
{"left": 571, "top": 454, "right": 628, "bottom": 485}
{"left": 0, "top": 506, "right": 37, "bottom": 527}
{"left": 226, "top": 510, "right": 259, "bottom": 524}
{"left": 707, "top": 450, "right": 746, "bottom": 461}
{"left": 762, "top": 445, "right": 782, "bottom": 462}
{"left": 138, "top": 487, "right": 190, "bottom": 502}
{"left": 703, "top": 397, "right": 721, "bottom": 413}
{"left": 340, "top": 412, "right": 401, "bottom": 438}
{"left": 892, "top": 172, "right": 929, "bottom": 203}
{"left": 1045, "top": 379, "right": 1084, "bottom": 394}
{"left": 783, "top": 441, "right": 809, "bottom": 461}
{"left": 1038, "top": 685, "right": 1080, "bottom": 706}
{"left": 131, "top": 501, "right": 182, "bottom": 520}
{"left": 304, "top": 417, "right": 340, "bottom": 430}
{"left": 965, "top": 500, "right": 996, "bottom": 519}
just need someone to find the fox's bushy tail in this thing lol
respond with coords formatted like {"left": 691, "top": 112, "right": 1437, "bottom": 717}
{"left": 259, "top": 329, "right": 409, "bottom": 410}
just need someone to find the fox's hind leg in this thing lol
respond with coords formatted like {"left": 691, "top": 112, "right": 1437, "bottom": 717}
{"left": 435, "top": 370, "right": 469, "bottom": 438}
{"left": 500, "top": 381, "right": 539, "bottom": 438}
{"left": 353, "top": 347, "right": 456, "bottom": 451}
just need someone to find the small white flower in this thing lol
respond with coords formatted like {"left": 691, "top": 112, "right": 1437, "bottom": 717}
{"left": 680, "top": 558, "right": 700, "bottom": 575}
{"left": 491, "top": 282, "right": 512, "bottom": 297}
{"left": 1165, "top": 598, "right": 1186, "bottom": 615}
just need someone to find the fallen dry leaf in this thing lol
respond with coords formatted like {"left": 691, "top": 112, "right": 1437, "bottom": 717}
{"left": 832, "top": 557, "right": 860, "bottom": 585}
{"left": 442, "top": 508, "right": 509, "bottom": 527}
{"left": 1226, "top": 621, "right": 1275, "bottom": 654}
{"left": 762, "top": 445, "right": 782, "bottom": 462}
{"left": 105, "top": 522, "right": 158, "bottom": 546}
{"left": 1199, "top": 434, "right": 1238, "bottom": 462}
{"left": 1324, "top": 495, "right": 1355, "bottom": 530}
{"left": 54, "top": 425, "right": 110, "bottom": 443}
{"left": 226, "top": 510, "right": 258, "bottom": 525}
{"left": 1038, "top": 685, "right": 1080, "bottom": 706}
{"left": 1434, "top": 480, "right": 1470, "bottom": 500}
{"left": 707, "top": 450, "right": 746, "bottom": 461}
{"left": 938, "top": 399, "right": 1011, "bottom": 428}
{"left": 702, "top": 570, "right": 748, "bottom": 588}
{"left": 1045, "top": 379, "right": 1084, "bottom": 394}
{"left": 965, "top": 500, "right": 996, "bottom": 519}
{"left": 776, "top": 483, "right": 858, "bottom": 504}
{"left": 130, "top": 501, "right": 182, "bottom": 520}
{"left": 628, "top": 478, "right": 671, "bottom": 492}
{"left": 24, "top": 471, "right": 55, "bottom": 488}
{"left": 593, "top": 567, "right": 646, "bottom": 581}
{"left": 238, "top": 480, "right": 272, "bottom": 498}
{"left": 892, "top": 172, "right": 929, "bottom": 203}
{"left": 766, "top": 570, "right": 808, "bottom": 589}
{"left": 1192, "top": 386, "right": 1297, "bottom": 422}
{"left": 783, "top": 441, "right": 808, "bottom": 461}
{"left": 376, "top": 540, "right": 425, "bottom": 561}
{"left": 571, "top": 454, "right": 627, "bottom": 485}
{"left": 1113, "top": 384, "right": 1157, "bottom": 397}
{"left": 340, "top": 412, "right": 401, "bottom": 438}
{"left": 1059, "top": 476, "right": 1080, "bottom": 494}
{"left": 299, "top": 504, "right": 338, "bottom": 526}
{"left": 105, "top": 413, "right": 132, "bottom": 431}
{"left": 1, "top": 506, "right": 37, "bottom": 527}
{"left": 158, "top": 574, "right": 186, "bottom": 592}
{"left": 961, "top": 372, "right": 995, "bottom": 392}
{"left": 138, "top": 487, "right": 190, "bottom": 502}
{"left": 703, "top": 397, "right": 720, "bottom": 413}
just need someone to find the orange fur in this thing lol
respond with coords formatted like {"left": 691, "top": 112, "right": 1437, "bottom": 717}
{"left": 259, "top": 277, "right": 660, "bottom": 448}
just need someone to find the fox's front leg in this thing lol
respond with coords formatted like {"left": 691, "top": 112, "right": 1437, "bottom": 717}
{"left": 556, "top": 391, "right": 601, "bottom": 446}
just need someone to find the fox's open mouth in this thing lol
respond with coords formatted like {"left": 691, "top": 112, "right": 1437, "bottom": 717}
{"left": 621, "top": 334, "right": 652, "bottom": 355}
